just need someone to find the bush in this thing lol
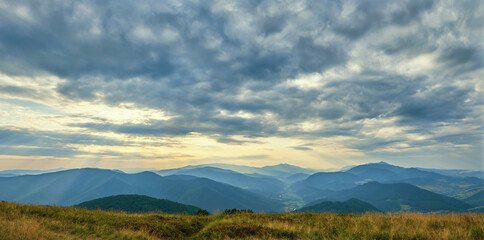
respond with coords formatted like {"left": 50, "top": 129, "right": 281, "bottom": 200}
{"left": 195, "top": 209, "right": 209, "bottom": 216}
{"left": 222, "top": 208, "right": 254, "bottom": 215}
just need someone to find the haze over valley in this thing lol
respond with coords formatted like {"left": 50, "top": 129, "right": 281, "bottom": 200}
{"left": 1, "top": 161, "right": 482, "bottom": 213}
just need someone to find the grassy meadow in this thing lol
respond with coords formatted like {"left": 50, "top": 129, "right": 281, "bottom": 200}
{"left": 0, "top": 201, "right": 483, "bottom": 240}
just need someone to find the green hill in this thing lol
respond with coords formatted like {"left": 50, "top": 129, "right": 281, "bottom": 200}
{"left": 309, "top": 182, "right": 472, "bottom": 212}
{"left": 75, "top": 194, "right": 201, "bottom": 214}
{"left": 463, "top": 190, "right": 484, "bottom": 206}
{"left": 295, "top": 198, "right": 380, "bottom": 214}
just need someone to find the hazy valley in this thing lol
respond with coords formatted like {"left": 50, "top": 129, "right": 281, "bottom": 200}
{"left": 1, "top": 162, "right": 482, "bottom": 214}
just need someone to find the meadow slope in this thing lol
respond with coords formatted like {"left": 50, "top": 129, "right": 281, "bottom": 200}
{"left": 0, "top": 201, "right": 483, "bottom": 240}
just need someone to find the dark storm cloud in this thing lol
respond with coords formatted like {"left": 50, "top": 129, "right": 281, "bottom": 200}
{"left": 438, "top": 46, "right": 484, "bottom": 76}
{"left": 0, "top": 0, "right": 482, "bottom": 161}
{"left": 0, "top": 146, "right": 83, "bottom": 157}
{"left": 294, "top": 37, "right": 347, "bottom": 73}
{"left": 0, "top": 1, "right": 175, "bottom": 79}
{"left": 0, "top": 127, "right": 169, "bottom": 158}
{"left": 0, "top": 128, "right": 124, "bottom": 148}
{"left": 433, "top": 130, "right": 482, "bottom": 145}
{"left": 0, "top": 126, "right": 144, "bottom": 157}
{"left": 261, "top": 15, "right": 287, "bottom": 36}
{"left": 394, "top": 85, "right": 473, "bottom": 123}
{"left": 333, "top": 0, "right": 435, "bottom": 39}
{"left": 73, "top": 114, "right": 279, "bottom": 138}
{"left": 0, "top": 0, "right": 346, "bottom": 85}
{"left": 379, "top": 30, "right": 438, "bottom": 56}
{"left": 0, "top": 128, "right": 86, "bottom": 157}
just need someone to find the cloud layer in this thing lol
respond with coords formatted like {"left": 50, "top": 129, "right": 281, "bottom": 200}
{"left": 0, "top": 0, "right": 482, "bottom": 169}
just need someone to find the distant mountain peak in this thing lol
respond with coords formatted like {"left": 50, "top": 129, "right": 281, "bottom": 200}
{"left": 352, "top": 161, "right": 399, "bottom": 169}
{"left": 266, "top": 163, "right": 294, "bottom": 167}
{"left": 261, "top": 163, "right": 315, "bottom": 174}
{"left": 263, "top": 163, "right": 310, "bottom": 169}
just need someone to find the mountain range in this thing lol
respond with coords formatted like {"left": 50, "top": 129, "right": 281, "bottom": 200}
{"left": 292, "top": 162, "right": 483, "bottom": 203}
{"left": 156, "top": 166, "right": 285, "bottom": 197}
{"left": 0, "top": 162, "right": 482, "bottom": 213}
{"left": 306, "top": 182, "right": 472, "bottom": 212}
{"left": 0, "top": 168, "right": 282, "bottom": 212}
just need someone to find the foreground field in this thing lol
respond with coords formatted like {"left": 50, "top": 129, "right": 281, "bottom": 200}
{"left": 0, "top": 202, "right": 482, "bottom": 240}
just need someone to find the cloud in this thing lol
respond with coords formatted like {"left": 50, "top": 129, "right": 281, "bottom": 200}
{"left": 0, "top": 127, "right": 123, "bottom": 148}
{"left": 290, "top": 143, "right": 313, "bottom": 151}
{"left": 437, "top": 46, "right": 483, "bottom": 76}
{"left": 0, "top": 0, "right": 482, "bottom": 169}
{"left": 333, "top": 0, "right": 435, "bottom": 39}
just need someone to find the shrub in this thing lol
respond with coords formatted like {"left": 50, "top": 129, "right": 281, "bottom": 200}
{"left": 222, "top": 208, "right": 254, "bottom": 215}
{"left": 195, "top": 209, "right": 209, "bottom": 216}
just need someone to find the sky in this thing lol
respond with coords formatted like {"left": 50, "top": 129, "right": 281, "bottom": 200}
{"left": 0, "top": 0, "right": 482, "bottom": 170}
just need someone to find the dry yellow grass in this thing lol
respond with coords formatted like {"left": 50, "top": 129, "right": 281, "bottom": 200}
{"left": 0, "top": 201, "right": 482, "bottom": 240}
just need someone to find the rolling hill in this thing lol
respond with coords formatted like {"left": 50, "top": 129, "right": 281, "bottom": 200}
{"left": 292, "top": 172, "right": 364, "bottom": 191}
{"left": 309, "top": 182, "right": 472, "bottom": 212}
{"left": 158, "top": 163, "right": 318, "bottom": 180}
{"left": 259, "top": 164, "right": 318, "bottom": 178}
{"left": 75, "top": 194, "right": 202, "bottom": 214}
{"left": 416, "top": 168, "right": 484, "bottom": 179}
{"left": 463, "top": 190, "right": 484, "bottom": 206}
{"left": 292, "top": 162, "right": 484, "bottom": 198}
{"left": 157, "top": 166, "right": 285, "bottom": 196}
{"left": 295, "top": 198, "right": 380, "bottom": 214}
{"left": 0, "top": 168, "right": 283, "bottom": 212}
{"left": 1, "top": 162, "right": 481, "bottom": 214}
{"left": 284, "top": 173, "right": 310, "bottom": 183}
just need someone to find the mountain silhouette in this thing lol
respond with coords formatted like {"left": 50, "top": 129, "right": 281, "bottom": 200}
{"left": 0, "top": 168, "right": 282, "bottom": 212}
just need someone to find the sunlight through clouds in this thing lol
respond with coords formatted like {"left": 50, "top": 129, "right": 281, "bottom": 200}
{"left": 0, "top": 0, "right": 482, "bottom": 170}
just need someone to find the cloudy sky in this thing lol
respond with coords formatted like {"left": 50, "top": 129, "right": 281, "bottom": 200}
{"left": 0, "top": 0, "right": 482, "bottom": 170}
